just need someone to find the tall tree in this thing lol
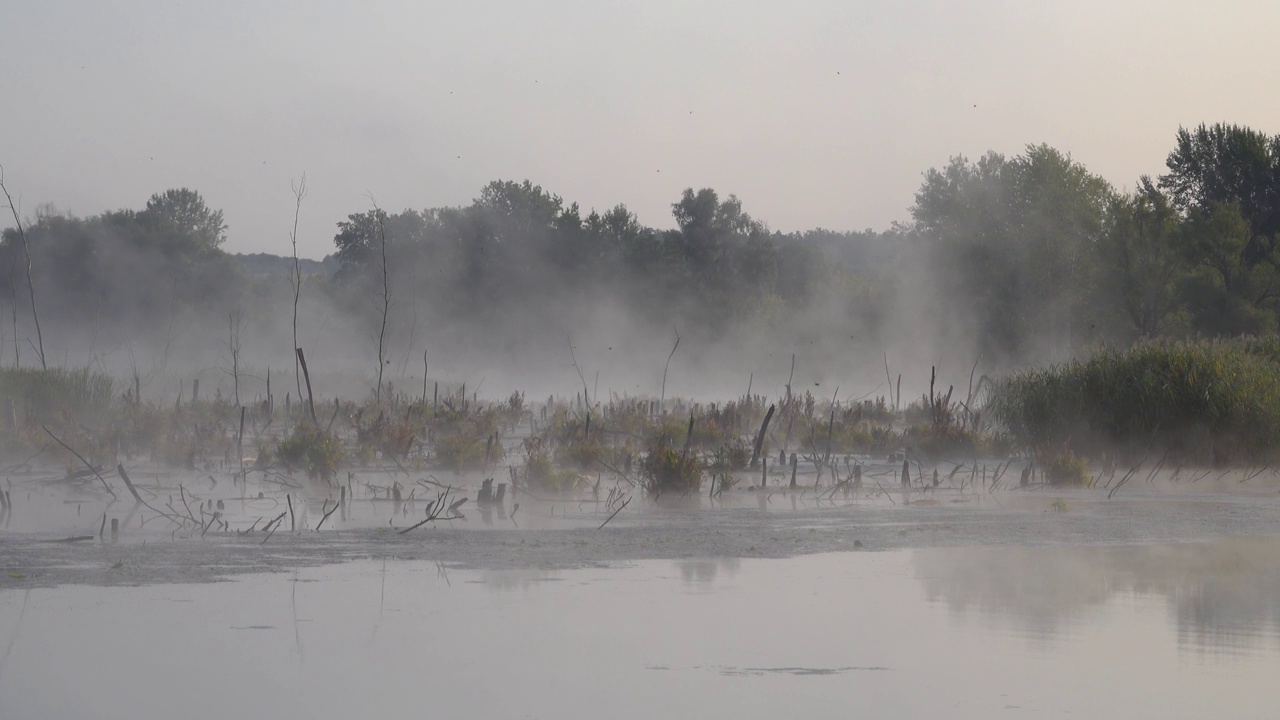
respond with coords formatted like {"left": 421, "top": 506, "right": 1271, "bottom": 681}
{"left": 1159, "top": 123, "right": 1280, "bottom": 265}
{"left": 141, "top": 188, "right": 227, "bottom": 252}
{"left": 1096, "top": 187, "right": 1186, "bottom": 338}
{"left": 911, "top": 146, "right": 1114, "bottom": 363}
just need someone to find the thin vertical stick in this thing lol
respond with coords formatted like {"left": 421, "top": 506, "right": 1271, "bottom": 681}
{"left": 660, "top": 327, "right": 681, "bottom": 414}
{"left": 0, "top": 168, "right": 44, "bottom": 369}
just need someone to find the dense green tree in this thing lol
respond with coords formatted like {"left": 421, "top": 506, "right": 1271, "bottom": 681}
{"left": 1176, "top": 201, "right": 1280, "bottom": 335}
{"left": 333, "top": 209, "right": 388, "bottom": 274}
{"left": 911, "top": 146, "right": 1113, "bottom": 363}
{"left": 140, "top": 188, "right": 227, "bottom": 252}
{"left": 1096, "top": 189, "right": 1186, "bottom": 339}
{"left": 1159, "top": 123, "right": 1280, "bottom": 249}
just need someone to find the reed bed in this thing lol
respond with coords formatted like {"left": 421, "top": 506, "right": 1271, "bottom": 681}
{"left": 987, "top": 340, "right": 1280, "bottom": 463}
{"left": 0, "top": 367, "right": 115, "bottom": 420}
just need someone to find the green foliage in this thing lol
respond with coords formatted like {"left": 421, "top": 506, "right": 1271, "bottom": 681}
{"left": 355, "top": 411, "right": 416, "bottom": 458}
{"left": 521, "top": 436, "right": 581, "bottom": 492}
{"left": 0, "top": 367, "right": 114, "bottom": 422}
{"left": 1159, "top": 123, "right": 1280, "bottom": 244}
{"left": 1040, "top": 449, "right": 1090, "bottom": 487}
{"left": 987, "top": 340, "right": 1280, "bottom": 463}
{"left": 639, "top": 437, "right": 702, "bottom": 496}
{"left": 425, "top": 398, "right": 506, "bottom": 471}
{"left": 912, "top": 145, "right": 1115, "bottom": 363}
{"left": 707, "top": 439, "right": 751, "bottom": 472}
{"left": 141, "top": 188, "right": 227, "bottom": 251}
{"left": 278, "top": 423, "right": 344, "bottom": 481}
{"left": 0, "top": 191, "right": 244, "bottom": 340}
{"left": 433, "top": 430, "right": 503, "bottom": 471}
{"left": 1096, "top": 190, "right": 1187, "bottom": 339}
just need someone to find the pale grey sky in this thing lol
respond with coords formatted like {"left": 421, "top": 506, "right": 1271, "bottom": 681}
{"left": 2, "top": 0, "right": 1277, "bottom": 258}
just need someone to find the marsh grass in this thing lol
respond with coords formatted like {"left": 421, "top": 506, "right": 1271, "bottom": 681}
{"left": 0, "top": 367, "right": 114, "bottom": 421}
{"left": 988, "top": 340, "right": 1280, "bottom": 463}
{"left": 278, "top": 423, "right": 344, "bottom": 481}
{"left": 639, "top": 436, "right": 702, "bottom": 496}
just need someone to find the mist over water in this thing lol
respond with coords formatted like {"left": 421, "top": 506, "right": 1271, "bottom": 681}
{"left": 4, "top": 544, "right": 1279, "bottom": 720}
{"left": 3, "top": 5, "right": 1280, "bottom": 717}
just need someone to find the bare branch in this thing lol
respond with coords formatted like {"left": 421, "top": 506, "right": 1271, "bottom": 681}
{"left": 0, "top": 166, "right": 45, "bottom": 369}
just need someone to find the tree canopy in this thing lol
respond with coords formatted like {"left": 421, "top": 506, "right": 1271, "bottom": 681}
{"left": 1, "top": 122, "right": 1278, "bottom": 375}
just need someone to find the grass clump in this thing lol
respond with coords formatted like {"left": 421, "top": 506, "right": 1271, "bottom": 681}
{"left": 521, "top": 437, "right": 581, "bottom": 492}
{"left": 987, "top": 339, "right": 1280, "bottom": 464}
{"left": 0, "top": 367, "right": 114, "bottom": 422}
{"left": 278, "top": 423, "right": 344, "bottom": 481}
{"left": 1040, "top": 447, "right": 1090, "bottom": 486}
{"left": 639, "top": 437, "right": 702, "bottom": 496}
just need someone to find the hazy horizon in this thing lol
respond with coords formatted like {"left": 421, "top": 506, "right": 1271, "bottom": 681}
{"left": 4, "top": 1, "right": 1279, "bottom": 259}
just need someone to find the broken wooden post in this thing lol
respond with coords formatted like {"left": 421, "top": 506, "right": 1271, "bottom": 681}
{"left": 749, "top": 404, "right": 776, "bottom": 469}
{"left": 116, "top": 464, "right": 144, "bottom": 504}
{"left": 295, "top": 347, "right": 318, "bottom": 425}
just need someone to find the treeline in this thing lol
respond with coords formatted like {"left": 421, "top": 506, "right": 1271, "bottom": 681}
{"left": 0, "top": 188, "right": 243, "bottom": 360}
{"left": 914, "top": 124, "right": 1280, "bottom": 364}
{"left": 324, "top": 122, "right": 1280, "bottom": 367}
{"left": 1, "top": 122, "right": 1277, "bottom": 376}
{"left": 326, "top": 182, "right": 896, "bottom": 338}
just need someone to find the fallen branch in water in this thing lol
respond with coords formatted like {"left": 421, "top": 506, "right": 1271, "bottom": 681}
{"left": 399, "top": 489, "right": 457, "bottom": 534}
{"left": 260, "top": 511, "right": 289, "bottom": 544}
{"left": 42, "top": 426, "right": 114, "bottom": 499}
{"left": 1107, "top": 460, "right": 1145, "bottom": 500}
{"left": 597, "top": 496, "right": 631, "bottom": 529}
{"left": 315, "top": 499, "right": 339, "bottom": 531}
{"left": 873, "top": 478, "right": 896, "bottom": 506}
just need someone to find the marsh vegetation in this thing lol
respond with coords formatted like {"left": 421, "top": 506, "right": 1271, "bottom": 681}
{"left": 0, "top": 123, "right": 1279, "bottom": 536}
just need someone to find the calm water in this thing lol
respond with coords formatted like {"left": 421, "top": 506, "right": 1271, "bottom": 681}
{"left": 2, "top": 539, "right": 1278, "bottom": 719}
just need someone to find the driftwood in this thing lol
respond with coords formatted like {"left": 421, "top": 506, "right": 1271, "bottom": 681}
{"left": 116, "top": 464, "right": 144, "bottom": 504}
{"left": 597, "top": 496, "right": 631, "bottom": 529}
{"left": 399, "top": 489, "right": 460, "bottom": 534}
{"left": 42, "top": 426, "right": 114, "bottom": 499}
{"left": 315, "top": 499, "right": 340, "bottom": 531}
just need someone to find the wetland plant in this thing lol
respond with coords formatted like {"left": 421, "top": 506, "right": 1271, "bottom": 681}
{"left": 987, "top": 339, "right": 1280, "bottom": 463}
{"left": 639, "top": 436, "right": 702, "bottom": 496}
{"left": 277, "top": 422, "right": 344, "bottom": 481}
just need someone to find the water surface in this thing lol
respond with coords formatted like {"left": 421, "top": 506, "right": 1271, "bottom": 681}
{"left": 2, "top": 539, "right": 1277, "bottom": 719}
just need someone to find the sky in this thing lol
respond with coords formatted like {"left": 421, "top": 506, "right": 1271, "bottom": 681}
{"left": 2, "top": 0, "right": 1278, "bottom": 259}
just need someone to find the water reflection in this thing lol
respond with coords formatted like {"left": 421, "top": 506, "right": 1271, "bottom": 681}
{"left": 914, "top": 537, "right": 1280, "bottom": 654}
{"left": 676, "top": 558, "right": 740, "bottom": 584}
{"left": 3, "top": 549, "right": 1280, "bottom": 719}
{"left": 477, "top": 568, "right": 564, "bottom": 591}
